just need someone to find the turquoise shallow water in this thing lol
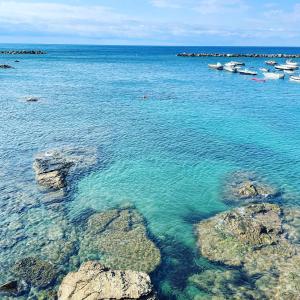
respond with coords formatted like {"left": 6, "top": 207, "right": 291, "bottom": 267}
{"left": 1, "top": 45, "right": 300, "bottom": 299}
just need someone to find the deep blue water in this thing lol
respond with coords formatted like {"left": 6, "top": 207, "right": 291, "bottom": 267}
{"left": 1, "top": 45, "right": 300, "bottom": 299}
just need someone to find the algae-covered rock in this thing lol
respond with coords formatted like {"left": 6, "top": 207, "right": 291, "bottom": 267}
{"left": 12, "top": 257, "right": 57, "bottom": 289}
{"left": 58, "top": 261, "right": 156, "bottom": 300}
{"left": 197, "top": 203, "right": 283, "bottom": 266}
{"left": 223, "top": 171, "right": 279, "bottom": 204}
{"left": 188, "top": 269, "right": 262, "bottom": 300}
{"left": 79, "top": 208, "right": 161, "bottom": 273}
{"left": 196, "top": 203, "right": 300, "bottom": 300}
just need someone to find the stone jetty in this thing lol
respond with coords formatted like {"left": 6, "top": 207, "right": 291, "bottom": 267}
{"left": 0, "top": 50, "right": 46, "bottom": 55}
{"left": 177, "top": 52, "right": 300, "bottom": 58}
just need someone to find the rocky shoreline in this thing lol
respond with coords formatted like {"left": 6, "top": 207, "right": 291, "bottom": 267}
{"left": 177, "top": 52, "right": 300, "bottom": 58}
{"left": 1, "top": 149, "right": 300, "bottom": 300}
{"left": 0, "top": 50, "right": 46, "bottom": 55}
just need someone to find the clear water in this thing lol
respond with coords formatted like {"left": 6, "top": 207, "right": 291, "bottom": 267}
{"left": 1, "top": 45, "right": 300, "bottom": 299}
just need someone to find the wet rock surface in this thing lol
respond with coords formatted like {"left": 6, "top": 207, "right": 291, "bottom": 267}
{"left": 58, "top": 261, "right": 156, "bottom": 300}
{"left": 196, "top": 203, "right": 300, "bottom": 299}
{"left": 79, "top": 207, "right": 161, "bottom": 273}
{"left": 33, "top": 147, "right": 97, "bottom": 190}
{"left": 0, "top": 50, "right": 46, "bottom": 54}
{"left": 177, "top": 52, "right": 300, "bottom": 58}
{"left": 223, "top": 172, "right": 279, "bottom": 204}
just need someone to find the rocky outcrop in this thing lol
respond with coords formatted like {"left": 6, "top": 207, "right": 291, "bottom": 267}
{"left": 79, "top": 207, "right": 161, "bottom": 273}
{"left": 58, "top": 261, "right": 156, "bottom": 300}
{"left": 196, "top": 203, "right": 300, "bottom": 299}
{"left": 33, "top": 147, "right": 97, "bottom": 190}
{"left": 223, "top": 172, "right": 279, "bottom": 204}
{"left": 197, "top": 203, "right": 283, "bottom": 266}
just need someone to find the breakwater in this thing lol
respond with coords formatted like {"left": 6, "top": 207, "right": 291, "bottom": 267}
{"left": 177, "top": 52, "right": 300, "bottom": 58}
{"left": 0, "top": 50, "right": 46, "bottom": 55}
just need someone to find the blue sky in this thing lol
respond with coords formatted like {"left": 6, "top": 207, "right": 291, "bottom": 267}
{"left": 0, "top": 0, "right": 300, "bottom": 46}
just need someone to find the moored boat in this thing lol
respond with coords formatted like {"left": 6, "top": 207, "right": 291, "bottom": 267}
{"left": 286, "top": 59, "right": 299, "bottom": 67}
{"left": 263, "top": 72, "right": 285, "bottom": 79}
{"left": 238, "top": 68, "right": 257, "bottom": 75}
{"left": 224, "top": 65, "right": 238, "bottom": 73}
{"left": 208, "top": 63, "right": 223, "bottom": 70}
{"left": 260, "top": 68, "right": 269, "bottom": 72}
{"left": 275, "top": 64, "right": 298, "bottom": 71}
{"left": 265, "top": 60, "right": 277, "bottom": 66}
{"left": 284, "top": 69, "right": 294, "bottom": 74}
{"left": 290, "top": 75, "right": 300, "bottom": 82}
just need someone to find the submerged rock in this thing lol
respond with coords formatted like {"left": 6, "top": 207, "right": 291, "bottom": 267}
{"left": 0, "top": 280, "right": 28, "bottom": 297}
{"left": 188, "top": 269, "right": 262, "bottom": 300}
{"left": 33, "top": 147, "right": 97, "bottom": 190}
{"left": 196, "top": 203, "right": 300, "bottom": 299}
{"left": 223, "top": 171, "right": 279, "bottom": 204}
{"left": 0, "top": 64, "right": 13, "bottom": 69}
{"left": 12, "top": 257, "right": 57, "bottom": 289}
{"left": 79, "top": 208, "right": 161, "bottom": 273}
{"left": 58, "top": 261, "right": 156, "bottom": 300}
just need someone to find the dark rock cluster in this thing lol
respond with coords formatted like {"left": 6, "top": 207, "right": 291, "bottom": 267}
{"left": 0, "top": 50, "right": 46, "bottom": 55}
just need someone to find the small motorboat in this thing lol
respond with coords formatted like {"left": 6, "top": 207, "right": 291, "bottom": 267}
{"left": 275, "top": 64, "right": 298, "bottom": 71}
{"left": 238, "top": 68, "right": 257, "bottom": 75}
{"left": 208, "top": 63, "right": 223, "bottom": 70}
{"left": 263, "top": 72, "right": 285, "bottom": 80}
{"left": 284, "top": 69, "right": 294, "bottom": 74}
{"left": 260, "top": 68, "right": 269, "bottom": 72}
{"left": 265, "top": 60, "right": 277, "bottom": 66}
{"left": 290, "top": 75, "right": 300, "bottom": 82}
{"left": 286, "top": 59, "right": 299, "bottom": 67}
{"left": 224, "top": 65, "right": 238, "bottom": 73}
{"left": 225, "top": 61, "right": 245, "bottom": 67}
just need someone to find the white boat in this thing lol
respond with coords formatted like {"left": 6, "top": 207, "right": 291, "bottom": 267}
{"left": 275, "top": 64, "right": 298, "bottom": 71}
{"left": 286, "top": 59, "right": 299, "bottom": 67}
{"left": 208, "top": 63, "right": 223, "bottom": 70}
{"left": 263, "top": 72, "right": 284, "bottom": 79}
{"left": 284, "top": 69, "right": 294, "bottom": 74}
{"left": 225, "top": 61, "right": 244, "bottom": 68}
{"left": 290, "top": 75, "right": 300, "bottom": 82}
{"left": 224, "top": 65, "right": 238, "bottom": 73}
{"left": 260, "top": 68, "right": 269, "bottom": 72}
{"left": 238, "top": 68, "right": 257, "bottom": 75}
{"left": 265, "top": 60, "right": 277, "bottom": 66}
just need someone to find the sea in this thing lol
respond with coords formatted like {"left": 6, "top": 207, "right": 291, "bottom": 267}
{"left": 1, "top": 44, "right": 300, "bottom": 299}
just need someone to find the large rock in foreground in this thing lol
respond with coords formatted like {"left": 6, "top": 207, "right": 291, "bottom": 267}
{"left": 79, "top": 208, "right": 161, "bottom": 273}
{"left": 58, "top": 261, "right": 156, "bottom": 300}
{"left": 197, "top": 203, "right": 283, "bottom": 266}
{"left": 33, "top": 147, "right": 97, "bottom": 190}
{"left": 196, "top": 203, "right": 300, "bottom": 299}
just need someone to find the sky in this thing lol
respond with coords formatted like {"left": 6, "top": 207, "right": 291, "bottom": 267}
{"left": 0, "top": 0, "right": 300, "bottom": 46}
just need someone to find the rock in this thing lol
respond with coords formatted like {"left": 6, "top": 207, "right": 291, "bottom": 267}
{"left": 197, "top": 203, "right": 283, "bottom": 266}
{"left": 223, "top": 172, "right": 279, "bottom": 203}
{"left": 0, "top": 64, "right": 13, "bottom": 69}
{"left": 12, "top": 257, "right": 57, "bottom": 289}
{"left": 57, "top": 261, "right": 156, "bottom": 300}
{"left": 196, "top": 203, "right": 300, "bottom": 299}
{"left": 188, "top": 269, "right": 262, "bottom": 299}
{"left": 79, "top": 208, "right": 161, "bottom": 273}
{"left": 33, "top": 147, "right": 97, "bottom": 190}
{"left": 0, "top": 50, "right": 46, "bottom": 55}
